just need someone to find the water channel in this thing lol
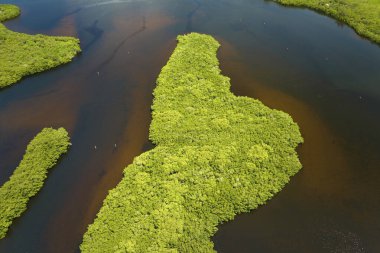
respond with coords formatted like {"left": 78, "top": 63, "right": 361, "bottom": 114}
{"left": 0, "top": 0, "right": 379, "bottom": 252}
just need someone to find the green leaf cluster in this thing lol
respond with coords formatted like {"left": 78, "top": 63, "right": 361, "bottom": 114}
{"left": 0, "top": 4, "right": 81, "bottom": 88}
{"left": 80, "top": 33, "right": 303, "bottom": 252}
{"left": 274, "top": 0, "right": 380, "bottom": 44}
{"left": 0, "top": 127, "right": 70, "bottom": 239}
{"left": 0, "top": 4, "right": 20, "bottom": 22}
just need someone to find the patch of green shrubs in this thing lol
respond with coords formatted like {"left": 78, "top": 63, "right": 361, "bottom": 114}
{"left": 0, "top": 4, "right": 20, "bottom": 22}
{"left": 274, "top": 0, "right": 380, "bottom": 44}
{"left": 81, "top": 33, "right": 303, "bottom": 252}
{"left": 0, "top": 128, "right": 70, "bottom": 239}
{"left": 0, "top": 4, "right": 81, "bottom": 88}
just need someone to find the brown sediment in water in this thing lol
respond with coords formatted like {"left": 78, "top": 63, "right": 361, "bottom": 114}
{"left": 0, "top": 80, "right": 79, "bottom": 133}
{"left": 50, "top": 14, "right": 78, "bottom": 37}
{"left": 45, "top": 33, "right": 350, "bottom": 253}
{"left": 112, "top": 9, "right": 174, "bottom": 32}
{"left": 44, "top": 12, "right": 177, "bottom": 253}
{"left": 83, "top": 11, "right": 178, "bottom": 233}
{"left": 0, "top": 9, "right": 87, "bottom": 185}
{"left": 82, "top": 46, "right": 177, "bottom": 220}
{"left": 0, "top": 74, "right": 84, "bottom": 183}
{"left": 253, "top": 83, "right": 350, "bottom": 195}
{"left": 217, "top": 37, "right": 351, "bottom": 197}
{"left": 85, "top": 11, "right": 175, "bottom": 73}
{"left": 1, "top": 1, "right": 379, "bottom": 252}
{"left": 212, "top": 38, "right": 360, "bottom": 252}
{"left": 0, "top": 7, "right": 85, "bottom": 139}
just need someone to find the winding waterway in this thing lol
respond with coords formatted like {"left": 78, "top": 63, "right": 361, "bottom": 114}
{"left": 0, "top": 0, "right": 379, "bottom": 252}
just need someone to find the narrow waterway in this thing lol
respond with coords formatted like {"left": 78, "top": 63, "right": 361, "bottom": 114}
{"left": 0, "top": 0, "right": 379, "bottom": 252}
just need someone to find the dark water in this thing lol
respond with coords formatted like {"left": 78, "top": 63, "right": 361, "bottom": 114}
{"left": 0, "top": 0, "right": 379, "bottom": 252}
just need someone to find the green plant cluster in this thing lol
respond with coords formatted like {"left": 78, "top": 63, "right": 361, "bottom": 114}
{"left": 0, "top": 128, "right": 70, "bottom": 239}
{"left": 0, "top": 4, "right": 20, "bottom": 22}
{"left": 0, "top": 4, "right": 81, "bottom": 88}
{"left": 274, "top": 0, "right": 380, "bottom": 44}
{"left": 81, "top": 33, "right": 303, "bottom": 253}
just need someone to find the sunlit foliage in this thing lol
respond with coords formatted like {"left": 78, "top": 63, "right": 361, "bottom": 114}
{"left": 0, "top": 128, "right": 70, "bottom": 239}
{"left": 0, "top": 4, "right": 81, "bottom": 88}
{"left": 81, "top": 33, "right": 303, "bottom": 252}
{"left": 274, "top": 0, "right": 380, "bottom": 44}
{"left": 0, "top": 4, "right": 20, "bottom": 22}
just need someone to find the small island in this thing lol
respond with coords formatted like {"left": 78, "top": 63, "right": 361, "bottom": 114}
{"left": 274, "top": 0, "right": 380, "bottom": 44}
{"left": 0, "top": 4, "right": 81, "bottom": 88}
{"left": 0, "top": 128, "right": 70, "bottom": 239}
{"left": 81, "top": 33, "right": 303, "bottom": 252}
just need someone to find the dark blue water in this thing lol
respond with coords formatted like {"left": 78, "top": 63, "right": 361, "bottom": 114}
{"left": 0, "top": 0, "right": 379, "bottom": 252}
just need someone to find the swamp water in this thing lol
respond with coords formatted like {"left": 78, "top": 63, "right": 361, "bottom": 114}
{"left": 0, "top": 0, "right": 379, "bottom": 252}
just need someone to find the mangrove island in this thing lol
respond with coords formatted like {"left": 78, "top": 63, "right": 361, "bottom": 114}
{"left": 80, "top": 33, "right": 303, "bottom": 253}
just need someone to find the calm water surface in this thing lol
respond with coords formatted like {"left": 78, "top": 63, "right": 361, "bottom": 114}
{"left": 0, "top": 0, "right": 379, "bottom": 252}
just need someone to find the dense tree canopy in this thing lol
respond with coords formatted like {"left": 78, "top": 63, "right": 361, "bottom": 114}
{"left": 0, "top": 128, "right": 70, "bottom": 239}
{"left": 0, "top": 4, "right": 20, "bottom": 22}
{"left": 274, "top": 0, "right": 380, "bottom": 44}
{"left": 81, "top": 33, "right": 303, "bottom": 252}
{"left": 0, "top": 4, "right": 81, "bottom": 88}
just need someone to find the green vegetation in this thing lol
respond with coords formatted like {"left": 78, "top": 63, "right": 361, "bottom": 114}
{"left": 0, "top": 128, "right": 70, "bottom": 239}
{"left": 274, "top": 0, "right": 380, "bottom": 44}
{"left": 81, "top": 33, "right": 303, "bottom": 252}
{"left": 0, "top": 4, "right": 20, "bottom": 22}
{"left": 0, "top": 4, "right": 81, "bottom": 88}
